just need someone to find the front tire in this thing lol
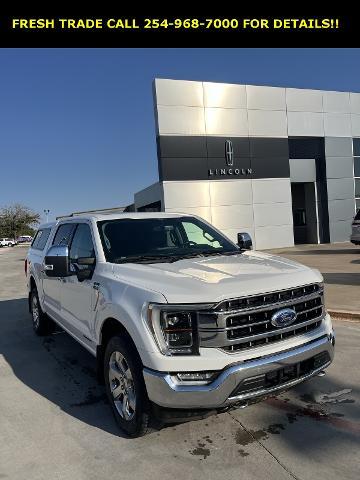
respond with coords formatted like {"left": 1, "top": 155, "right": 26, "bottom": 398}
{"left": 30, "top": 288, "right": 51, "bottom": 335}
{"left": 104, "top": 336, "right": 152, "bottom": 437}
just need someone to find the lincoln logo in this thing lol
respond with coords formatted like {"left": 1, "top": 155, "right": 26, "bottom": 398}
{"left": 225, "top": 139, "right": 234, "bottom": 166}
{"left": 208, "top": 138, "right": 254, "bottom": 177}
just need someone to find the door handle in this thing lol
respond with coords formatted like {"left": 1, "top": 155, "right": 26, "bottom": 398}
{"left": 93, "top": 282, "right": 100, "bottom": 290}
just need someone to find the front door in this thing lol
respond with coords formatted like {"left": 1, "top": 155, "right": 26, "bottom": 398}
{"left": 60, "top": 222, "right": 97, "bottom": 342}
{"left": 42, "top": 223, "right": 76, "bottom": 322}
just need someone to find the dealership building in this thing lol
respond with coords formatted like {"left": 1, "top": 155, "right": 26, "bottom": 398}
{"left": 132, "top": 79, "right": 360, "bottom": 250}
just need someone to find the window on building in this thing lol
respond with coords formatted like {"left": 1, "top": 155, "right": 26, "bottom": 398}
{"left": 354, "top": 139, "right": 360, "bottom": 211}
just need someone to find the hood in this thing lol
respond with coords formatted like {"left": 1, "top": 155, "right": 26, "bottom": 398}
{"left": 111, "top": 251, "right": 322, "bottom": 304}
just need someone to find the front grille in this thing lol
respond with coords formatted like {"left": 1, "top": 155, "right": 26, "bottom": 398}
{"left": 214, "top": 284, "right": 321, "bottom": 312}
{"left": 198, "top": 283, "right": 324, "bottom": 352}
{"left": 229, "top": 351, "right": 330, "bottom": 397}
{"left": 223, "top": 320, "right": 322, "bottom": 352}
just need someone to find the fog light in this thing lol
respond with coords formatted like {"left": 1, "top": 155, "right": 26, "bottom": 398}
{"left": 176, "top": 371, "right": 217, "bottom": 383}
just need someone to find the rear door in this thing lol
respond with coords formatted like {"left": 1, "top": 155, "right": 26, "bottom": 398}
{"left": 42, "top": 223, "right": 76, "bottom": 322}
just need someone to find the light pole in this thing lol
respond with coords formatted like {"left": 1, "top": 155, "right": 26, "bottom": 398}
{"left": 44, "top": 209, "right": 50, "bottom": 223}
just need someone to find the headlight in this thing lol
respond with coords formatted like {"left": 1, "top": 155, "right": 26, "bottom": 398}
{"left": 147, "top": 304, "right": 200, "bottom": 355}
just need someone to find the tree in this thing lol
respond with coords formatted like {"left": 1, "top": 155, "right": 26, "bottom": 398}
{"left": 0, "top": 204, "right": 41, "bottom": 239}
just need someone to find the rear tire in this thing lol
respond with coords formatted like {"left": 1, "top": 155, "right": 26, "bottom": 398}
{"left": 30, "top": 288, "right": 51, "bottom": 335}
{"left": 104, "top": 335, "right": 152, "bottom": 437}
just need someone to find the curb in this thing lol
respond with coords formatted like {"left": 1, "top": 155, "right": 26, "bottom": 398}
{"left": 327, "top": 309, "right": 360, "bottom": 322}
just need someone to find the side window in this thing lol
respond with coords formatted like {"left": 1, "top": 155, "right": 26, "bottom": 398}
{"left": 183, "top": 222, "right": 221, "bottom": 248}
{"left": 31, "top": 228, "right": 51, "bottom": 250}
{"left": 31, "top": 231, "right": 41, "bottom": 248}
{"left": 52, "top": 224, "right": 76, "bottom": 246}
{"left": 69, "top": 224, "right": 95, "bottom": 261}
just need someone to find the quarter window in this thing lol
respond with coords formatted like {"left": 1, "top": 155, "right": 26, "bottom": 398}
{"left": 31, "top": 228, "right": 51, "bottom": 250}
{"left": 69, "top": 224, "right": 95, "bottom": 261}
{"left": 52, "top": 224, "right": 76, "bottom": 246}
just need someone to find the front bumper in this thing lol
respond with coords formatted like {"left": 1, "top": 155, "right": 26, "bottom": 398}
{"left": 143, "top": 333, "right": 335, "bottom": 409}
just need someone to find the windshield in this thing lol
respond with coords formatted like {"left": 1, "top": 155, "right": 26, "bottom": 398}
{"left": 97, "top": 216, "right": 239, "bottom": 263}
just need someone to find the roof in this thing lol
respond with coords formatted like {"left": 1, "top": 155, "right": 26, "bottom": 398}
{"left": 54, "top": 211, "right": 193, "bottom": 223}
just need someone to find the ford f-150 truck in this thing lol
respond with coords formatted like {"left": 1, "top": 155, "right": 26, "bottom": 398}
{"left": 26, "top": 211, "right": 335, "bottom": 437}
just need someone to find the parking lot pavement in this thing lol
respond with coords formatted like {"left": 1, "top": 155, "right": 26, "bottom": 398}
{"left": 0, "top": 247, "right": 359, "bottom": 480}
{"left": 269, "top": 242, "right": 360, "bottom": 313}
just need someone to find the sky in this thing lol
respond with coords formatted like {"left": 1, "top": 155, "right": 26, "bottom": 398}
{"left": 1, "top": 48, "right": 360, "bottom": 223}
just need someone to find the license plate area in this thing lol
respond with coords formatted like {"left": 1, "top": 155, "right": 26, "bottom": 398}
{"left": 230, "top": 351, "right": 330, "bottom": 397}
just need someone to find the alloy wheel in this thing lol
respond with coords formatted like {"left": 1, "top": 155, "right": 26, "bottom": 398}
{"left": 108, "top": 351, "right": 136, "bottom": 421}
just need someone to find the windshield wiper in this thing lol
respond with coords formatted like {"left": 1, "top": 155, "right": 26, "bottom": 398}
{"left": 114, "top": 255, "right": 175, "bottom": 264}
{"left": 201, "top": 250, "right": 241, "bottom": 257}
{"left": 166, "top": 252, "right": 206, "bottom": 263}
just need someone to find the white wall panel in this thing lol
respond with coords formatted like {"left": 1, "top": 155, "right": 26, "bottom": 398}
{"left": 155, "top": 79, "right": 204, "bottom": 107}
{"left": 326, "top": 157, "right": 354, "bottom": 179}
{"left": 246, "top": 85, "right": 286, "bottom": 110}
{"left": 350, "top": 93, "right": 360, "bottom": 114}
{"left": 211, "top": 204, "right": 254, "bottom": 230}
{"left": 163, "top": 181, "right": 210, "bottom": 208}
{"left": 209, "top": 179, "right": 253, "bottom": 206}
{"left": 205, "top": 108, "right": 248, "bottom": 136}
{"left": 203, "top": 82, "right": 247, "bottom": 108}
{"left": 327, "top": 178, "right": 355, "bottom": 201}
{"left": 248, "top": 110, "right": 287, "bottom": 137}
{"left": 253, "top": 203, "right": 293, "bottom": 227}
{"left": 286, "top": 88, "right": 323, "bottom": 112}
{"left": 328, "top": 198, "right": 356, "bottom": 222}
{"left": 252, "top": 178, "right": 292, "bottom": 204}
{"left": 255, "top": 225, "right": 294, "bottom": 250}
{"left": 351, "top": 114, "right": 360, "bottom": 137}
{"left": 325, "top": 137, "right": 353, "bottom": 157}
{"left": 287, "top": 112, "right": 324, "bottom": 137}
{"left": 289, "top": 158, "right": 316, "bottom": 182}
{"left": 157, "top": 106, "right": 205, "bottom": 135}
{"left": 329, "top": 220, "right": 353, "bottom": 243}
{"left": 324, "top": 113, "right": 352, "bottom": 137}
{"left": 323, "top": 91, "right": 351, "bottom": 113}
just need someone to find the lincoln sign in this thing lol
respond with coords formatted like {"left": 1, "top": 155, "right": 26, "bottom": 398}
{"left": 208, "top": 167, "right": 253, "bottom": 176}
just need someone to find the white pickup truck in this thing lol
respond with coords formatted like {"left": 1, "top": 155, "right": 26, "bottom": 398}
{"left": 0, "top": 238, "right": 16, "bottom": 247}
{"left": 26, "top": 211, "right": 335, "bottom": 437}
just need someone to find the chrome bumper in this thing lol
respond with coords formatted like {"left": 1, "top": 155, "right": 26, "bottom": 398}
{"left": 143, "top": 334, "right": 335, "bottom": 409}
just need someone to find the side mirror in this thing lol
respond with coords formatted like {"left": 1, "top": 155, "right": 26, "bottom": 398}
{"left": 237, "top": 232, "right": 253, "bottom": 250}
{"left": 44, "top": 245, "right": 70, "bottom": 277}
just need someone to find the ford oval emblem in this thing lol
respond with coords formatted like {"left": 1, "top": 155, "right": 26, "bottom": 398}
{"left": 271, "top": 308, "right": 297, "bottom": 328}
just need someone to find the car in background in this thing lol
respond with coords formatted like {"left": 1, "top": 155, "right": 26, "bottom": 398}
{"left": 350, "top": 210, "right": 360, "bottom": 245}
{"left": 17, "top": 235, "right": 33, "bottom": 244}
{"left": 0, "top": 238, "right": 16, "bottom": 247}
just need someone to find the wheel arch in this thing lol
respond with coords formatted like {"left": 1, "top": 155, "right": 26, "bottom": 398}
{"left": 96, "top": 317, "right": 141, "bottom": 384}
